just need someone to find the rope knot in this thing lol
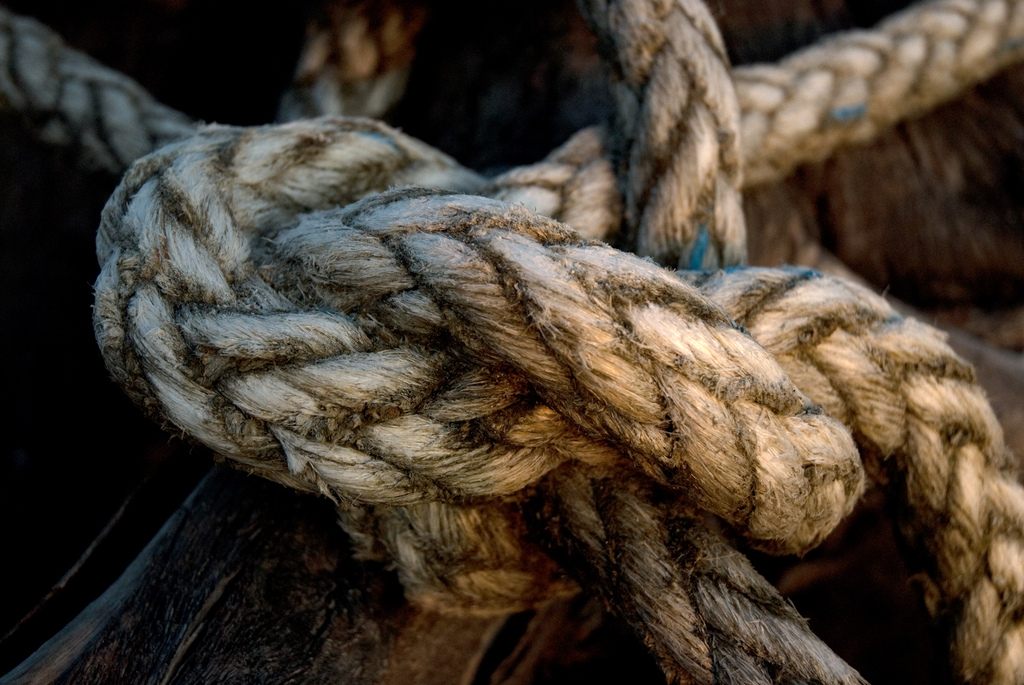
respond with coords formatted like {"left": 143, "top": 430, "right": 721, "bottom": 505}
{"left": 94, "top": 118, "right": 864, "bottom": 612}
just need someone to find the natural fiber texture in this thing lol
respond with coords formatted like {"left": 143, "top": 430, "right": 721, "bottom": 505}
{"left": 0, "top": 1, "right": 1019, "bottom": 681}
{"left": 737, "top": 0, "right": 1024, "bottom": 186}
{"left": 94, "top": 119, "right": 864, "bottom": 555}
{"left": 488, "top": 127, "right": 621, "bottom": 242}
{"left": 0, "top": 6, "right": 192, "bottom": 173}
{"left": 687, "top": 267, "right": 1024, "bottom": 684}
{"left": 92, "top": 117, "right": 872, "bottom": 682}
{"left": 579, "top": 0, "right": 747, "bottom": 270}
{"left": 278, "top": 0, "right": 428, "bottom": 121}
{"left": 4, "top": 0, "right": 1023, "bottom": 186}
{"left": 89, "top": 114, "right": 1024, "bottom": 682}
{"left": 540, "top": 468, "right": 867, "bottom": 684}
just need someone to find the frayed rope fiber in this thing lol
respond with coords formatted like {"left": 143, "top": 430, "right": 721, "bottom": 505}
{"left": 1, "top": 0, "right": 1022, "bottom": 681}
{"left": 93, "top": 118, "right": 1024, "bottom": 684}
{"left": 6, "top": 0, "right": 1024, "bottom": 265}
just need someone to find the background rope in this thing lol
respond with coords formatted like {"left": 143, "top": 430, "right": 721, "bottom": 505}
{"left": 0, "top": 7, "right": 192, "bottom": 173}
{"left": 5, "top": 0, "right": 1024, "bottom": 194}
{"left": 737, "top": 0, "right": 1024, "bottom": 186}
{"left": 277, "top": 0, "right": 428, "bottom": 122}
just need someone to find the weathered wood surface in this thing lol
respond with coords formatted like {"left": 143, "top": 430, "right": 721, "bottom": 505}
{"left": 1, "top": 466, "right": 663, "bottom": 685}
{"left": 2, "top": 467, "right": 508, "bottom": 685}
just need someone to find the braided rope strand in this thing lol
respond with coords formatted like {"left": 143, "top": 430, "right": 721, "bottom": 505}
{"left": 4, "top": 0, "right": 1023, "bottom": 186}
{"left": 0, "top": 7, "right": 192, "bottom": 173}
{"left": 541, "top": 468, "right": 867, "bottom": 684}
{"left": 686, "top": 268, "right": 1024, "bottom": 684}
{"left": 579, "top": 0, "right": 747, "bottom": 269}
{"left": 737, "top": 0, "right": 1024, "bottom": 185}
{"left": 0, "top": 0, "right": 1012, "bottom": 677}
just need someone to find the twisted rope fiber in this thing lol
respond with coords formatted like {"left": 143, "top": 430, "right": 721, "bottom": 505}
{"left": 687, "top": 268, "right": 1024, "bottom": 684}
{"left": 0, "top": 6, "right": 192, "bottom": 173}
{"left": 91, "top": 117, "right": 1024, "bottom": 682}
{"left": 0, "top": 0, "right": 1016, "bottom": 680}
{"left": 736, "top": 0, "right": 1024, "bottom": 186}
{"left": 538, "top": 468, "right": 867, "bottom": 684}
{"left": 94, "top": 120, "right": 864, "bottom": 554}
{"left": 93, "top": 119, "right": 869, "bottom": 684}
{"left": 364, "top": 262, "right": 1024, "bottom": 684}
{"left": 4, "top": 0, "right": 1024, "bottom": 188}
{"left": 277, "top": 0, "right": 428, "bottom": 122}
{"left": 578, "top": 0, "right": 747, "bottom": 270}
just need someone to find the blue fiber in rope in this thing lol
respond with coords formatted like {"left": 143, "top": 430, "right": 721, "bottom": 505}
{"left": 686, "top": 224, "right": 711, "bottom": 269}
{"left": 830, "top": 104, "right": 867, "bottom": 122}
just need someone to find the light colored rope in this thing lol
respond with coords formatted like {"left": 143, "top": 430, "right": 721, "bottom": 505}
{"left": 93, "top": 118, "right": 872, "bottom": 682}
{"left": 488, "top": 126, "right": 621, "bottom": 242}
{"left": 4, "top": 0, "right": 1024, "bottom": 187}
{"left": 578, "top": 0, "right": 747, "bottom": 270}
{"left": 686, "top": 267, "right": 1024, "bottom": 684}
{"left": 737, "top": 0, "right": 1024, "bottom": 186}
{"left": 94, "top": 120, "right": 863, "bottom": 555}
{"left": 90, "top": 116, "right": 1024, "bottom": 682}
{"left": 0, "top": 7, "right": 192, "bottom": 173}
{"left": 1, "top": 2, "right": 1020, "bottom": 681}
{"left": 573, "top": 0, "right": 1024, "bottom": 263}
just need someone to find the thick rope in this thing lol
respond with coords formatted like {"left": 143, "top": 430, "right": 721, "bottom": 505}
{"left": 278, "top": 0, "right": 428, "bottom": 121}
{"left": 737, "top": 0, "right": 1024, "bottom": 186}
{"left": 94, "top": 120, "right": 863, "bottom": 555}
{"left": 352, "top": 262, "right": 1024, "bottom": 684}
{"left": 686, "top": 267, "right": 1024, "bottom": 684}
{"left": 93, "top": 119, "right": 873, "bottom": 682}
{"left": 488, "top": 126, "right": 621, "bottom": 242}
{"left": 578, "top": 0, "right": 747, "bottom": 270}
{"left": 539, "top": 468, "right": 867, "bottom": 684}
{"left": 4, "top": 0, "right": 1023, "bottom": 186}
{"left": 0, "top": 2, "right": 1019, "bottom": 681}
{"left": 0, "top": 7, "right": 192, "bottom": 173}
{"left": 90, "top": 116, "right": 1024, "bottom": 682}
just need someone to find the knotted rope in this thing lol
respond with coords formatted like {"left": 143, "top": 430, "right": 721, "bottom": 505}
{"left": 94, "top": 121, "right": 863, "bottom": 554}
{"left": 2, "top": 1, "right": 1023, "bottom": 682}
{"left": 91, "top": 116, "right": 1024, "bottom": 684}
{"left": 93, "top": 119, "right": 868, "bottom": 683}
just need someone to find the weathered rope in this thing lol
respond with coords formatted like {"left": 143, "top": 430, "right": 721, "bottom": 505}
{"left": 93, "top": 118, "right": 870, "bottom": 683}
{"left": 4, "top": 0, "right": 1023, "bottom": 184}
{"left": 90, "top": 115, "right": 1024, "bottom": 682}
{"left": 579, "top": 0, "right": 747, "bottom": 270}
{"left": 687, "top": 267, "right": 1024, "bottom": 684}
{"left": 94, "top": 121, "right": 863, "bottom": 554}
{"left": 539, "top": 468, "right": 867, "bottom": 684}
{"left": 737, "top": 0, "right": 1024, "bottom": 186}
{"left": 278, "top": 0, "right": 428, "bottom": 122}
{"left": 1, "top": 2, "right": 1021, "bottom": 681}
{"left": 0, "top": 7, "right": 192, "bottom": 173}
